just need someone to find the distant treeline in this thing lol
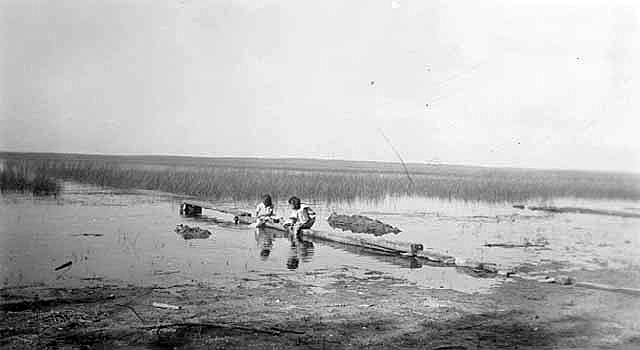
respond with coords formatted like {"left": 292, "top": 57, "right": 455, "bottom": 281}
{"left": 1, "top": 155, "right": 638, "bottom": 203}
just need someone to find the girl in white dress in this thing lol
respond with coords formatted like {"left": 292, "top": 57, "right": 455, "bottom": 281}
{"left": 255, "top": 194, "right": 275, "bottom": 226}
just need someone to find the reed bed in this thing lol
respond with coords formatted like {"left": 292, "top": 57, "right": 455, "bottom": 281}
{"left": 4, "top": 158, "right": 639, "bottom": 203}
{"left": 0, "top": 162, "right": 61, "bottom": 195}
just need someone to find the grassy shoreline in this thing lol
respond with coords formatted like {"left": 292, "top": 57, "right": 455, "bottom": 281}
{"left": 1, "top": 155, "right": 639, "bottom": 202}
{"left": 0, "top": 162, "right": 60, "bottom": 195}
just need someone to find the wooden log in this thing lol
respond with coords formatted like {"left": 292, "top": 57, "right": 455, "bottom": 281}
{"left": 304, "top": 229, "right": 456, "bottom": 264}
{"left": 181, "top": 200, "right": 251, "bottom": 216}
{"left": 484, "top": 242, "right": 547, "bottom": 248}
{"left": 54, "top": 261, "right": 73, "bottom": 271}
{"left": 180, "top": 203, "right": 202, "bottom": 217}
{"left": 415, "top": 249, "right": 456, "bottom": 264}
{"left": 152, "top": 302, "right": 182, "bottom": 310}
{"left": 527, "top": 205, "right": 640, "bottom": 219}
{"left": 574, "top": 282, "right": 640, "bottom": 296}
{"left": 302, "top": 229, "right": 426, "bottom": 257}
{"left": 455, "top": 259, "right": 517, "bottom": 275}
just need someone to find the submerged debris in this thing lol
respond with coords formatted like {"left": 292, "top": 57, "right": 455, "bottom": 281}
{"left": 484, "top": 242, "right": 547, "bottom": 248}
{"left": 174, "top": 224, "right": 212, "bottom": 240}
{"left": 540, "top": 275, "right": 575, "bottom": 285}
{"left": 152, "top": 302, "right": 182, "bottom": 310}
{"left": 327, "top": 213, "right": 401, "bottom": 236}
{"left": 514, "top": 205, "right": 640, "bottom": 219}
{"left": 54, "top": 261, "right": 73, "bottom": 271}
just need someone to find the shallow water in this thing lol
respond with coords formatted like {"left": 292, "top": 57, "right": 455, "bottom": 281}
{"left": 1, "top": 183, "right": 639, "bottom": 293}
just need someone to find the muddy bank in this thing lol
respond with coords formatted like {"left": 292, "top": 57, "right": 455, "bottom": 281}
{"left": 2, "top": 268, "right": 639, "bottom": 349}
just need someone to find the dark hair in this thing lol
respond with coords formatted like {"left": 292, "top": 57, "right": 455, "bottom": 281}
{"left": 262, "top": 194, "right": 273, "bottom": 208}
{"left": 288, "top": 196, "right": 301, "bottom": 210}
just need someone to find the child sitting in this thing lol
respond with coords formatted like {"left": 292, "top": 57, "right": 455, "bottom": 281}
{"left": 285, "top": 196, "right": 316, "bottom": 239}
{"left": 255, "top": 194, "right": 275, "bottom": 226}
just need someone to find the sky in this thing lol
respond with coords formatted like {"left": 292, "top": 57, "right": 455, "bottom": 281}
{"left": 1, "top": 0, "right": 639, "bottom": 173}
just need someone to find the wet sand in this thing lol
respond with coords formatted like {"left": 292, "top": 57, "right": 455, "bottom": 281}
{"left": 2, "top": 267, "right": 639, "bottom": 350}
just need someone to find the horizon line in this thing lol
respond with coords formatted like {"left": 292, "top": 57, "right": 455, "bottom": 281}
{"left": 1, "top": 150, "right": 638, "bottom": 176}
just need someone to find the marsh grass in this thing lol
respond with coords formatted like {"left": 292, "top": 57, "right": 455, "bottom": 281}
{"left": 4, "top": 157, "right": 639, "bottom": 203}
{"left": 0, "top": 162, "right": 61, "bottom": 195}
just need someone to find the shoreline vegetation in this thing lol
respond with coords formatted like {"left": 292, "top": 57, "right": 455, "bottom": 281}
{"left": 0, "top": 162, "right": 60, "bottom": 195}
{"left": 1, "top": 152, "right": 639, "bottom": 202}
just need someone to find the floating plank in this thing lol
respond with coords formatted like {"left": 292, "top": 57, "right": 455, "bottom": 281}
{"left": 484, "top": 242, "right": 547, "bottom": 248}
{"left": 152, "top": 302, "right": 182, "bottom": 310}
{"left": 518, "top": 205, "right": 640, "bottom": 219}
{"left": 304, "top": 229, "right": 455, "bottom": 264}
{"left": 303, "top": 229, "right": 430, "bottom": 258}
{"left": 574, "top": 282, "right": 640, "bottom": 296}
{"left": 181, "top": 201, "right": 252, "bottom": 218}
{"left": 180, "top": 202, "right": 202, "bottom": 216}
{"left": 415, "top": 249, "right": 456, "bottom": 264}
{"left": 54, "top": 261, "right": 73, "bottom": 271}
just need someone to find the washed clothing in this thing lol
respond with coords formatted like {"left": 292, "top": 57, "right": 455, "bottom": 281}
{"left": 289, "top": 206, "right": 316, "bottom": 226}
{"left": 256, "top": 203, "right": 274, "bottom": 218}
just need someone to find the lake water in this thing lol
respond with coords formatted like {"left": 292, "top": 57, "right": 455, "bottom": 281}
{"left": 1, "top": 182, "right": 639, "bottom": 293}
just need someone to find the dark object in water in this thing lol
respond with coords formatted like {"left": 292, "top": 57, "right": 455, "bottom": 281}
{"left": 180, "top": 203, "right": 202, "bottom": 217}
{"left": 556, "top": 275, "right": 575, "bottom": 285}
{"left": 180, "top": 200, "right": 252, "bottom": 219}
{"left": 71, "top": 233, "right": 104, "bottom": 237}
{"left": 327, "top": 213, "right": 401, "bottom": 236}
{"left": 485, "top": 236, "right": 549, "bottom": 248}
{"left": 541, "top": 275, "right": 575, "bottom": 285}
{"left": 54, "top": 261, "right": 72, "bottom": 271}
{"left": 527, "top": 206, "right": 640, "bottom": 219}
{"left": 175, "top": 224, "right": 212, "bottom": 240}
{"left": 512, "top": 204, "right": 525, "bottom": 209}
{"left": 484, "top": 242, "right": 547, "bottom": 248}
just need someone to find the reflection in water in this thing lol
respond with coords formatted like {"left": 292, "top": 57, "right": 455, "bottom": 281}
{"left": 286, "top": 239, "right": 315, "bottom": 270}
{"left": 254, "top": 229, "right": 275, "bottom": 260}
{"left": 310, "top": 238, "right": 424, "bottom": 270}
{"left": 254, "top": 227, "right": 315, "bottom": 269}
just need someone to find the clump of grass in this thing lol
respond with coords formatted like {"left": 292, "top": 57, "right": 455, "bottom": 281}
{"left": 5, "top": 158, "right": 639, "bottom": 203}
{"left": 0, "top": 162, "right": 61, "bottom": 195}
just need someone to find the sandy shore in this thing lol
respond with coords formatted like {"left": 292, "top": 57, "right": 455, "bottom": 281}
{"left": 2, "top": 267, "right": 639, "bottom": 349}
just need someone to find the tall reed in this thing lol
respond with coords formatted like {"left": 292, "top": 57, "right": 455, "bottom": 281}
{"left": 0, "top": 161, "right": 61, "bottom": 195}
{"left": 5, "top": 158, "right": 639, "bottom": 203}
